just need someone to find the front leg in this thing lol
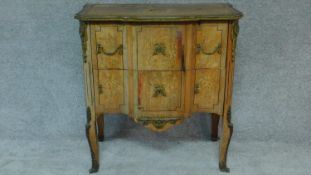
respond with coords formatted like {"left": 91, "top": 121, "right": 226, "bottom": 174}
{"left": 86, "top": 107, "right": 99, "bottom": 173}
{"left": 219, "top": 107, "right": 233, "bottom": 172}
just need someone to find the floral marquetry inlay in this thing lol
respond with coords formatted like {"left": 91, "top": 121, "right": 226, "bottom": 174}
{"left": 138, "top": 71, "right": 182, "bottom": 111}
{"left": 194, "top": 69, "right": 220, "bottom": 109}
{"left": 98, "top": 70, "right": 124, "bottom": 109}
{"left": 137, "top": 26, "right": 184, "bottom": 70}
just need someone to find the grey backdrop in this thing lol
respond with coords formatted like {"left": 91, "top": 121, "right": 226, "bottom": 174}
{"left": 1, "top": 0, "right": 311, "bottom": 175}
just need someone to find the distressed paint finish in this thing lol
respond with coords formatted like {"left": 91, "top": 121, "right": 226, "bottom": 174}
{"left": 75, "top": 3, "right": 242, "bottom": 173}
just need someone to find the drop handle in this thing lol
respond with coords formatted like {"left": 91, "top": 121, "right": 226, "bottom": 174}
{"left": 194, "top": 83, "right": 200, "bottom": 94}
{"left": 96, "top": 44, "right": 123, "bottom": 56}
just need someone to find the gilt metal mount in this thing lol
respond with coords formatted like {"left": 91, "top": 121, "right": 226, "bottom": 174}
{"left": 153, "top": 43, "right": 166, "bottom": 56}
{"left": 96, "top": 44, "right": 123, "bottom": 56}
{"left": 153, "top": 84, "right": 166, "bottom": 97}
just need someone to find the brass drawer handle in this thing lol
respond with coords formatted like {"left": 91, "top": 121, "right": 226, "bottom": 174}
{"left": 196, "top": 43, "right": 222, "bottom": 55}
{"left": 194, "top": 83, "right": 200, "bottom": 94}
{"left": 96, "top": 44, "right": 123, "bottom": 56}
{"left": 153, "top": 84, "right": 166, "bottom": 97}
{"left": 153, "top": 43, "right": 166, "bottom": 56}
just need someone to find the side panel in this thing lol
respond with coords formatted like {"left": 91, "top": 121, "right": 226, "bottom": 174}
{"left": 80, "top": 22, "right": 95, "bottom": 111}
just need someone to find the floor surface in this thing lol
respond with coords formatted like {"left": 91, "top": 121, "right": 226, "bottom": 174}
{"left": 1, "top": 137, "right": 310, "bottom": 175}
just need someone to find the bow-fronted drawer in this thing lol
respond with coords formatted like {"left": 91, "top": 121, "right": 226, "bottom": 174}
{"left": 135, "top": 25, "right": 186, "bottom": 71}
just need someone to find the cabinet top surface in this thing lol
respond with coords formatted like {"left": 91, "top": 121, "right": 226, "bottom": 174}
{"left": 75, "top": 3, "right": 243, "bottom": 22}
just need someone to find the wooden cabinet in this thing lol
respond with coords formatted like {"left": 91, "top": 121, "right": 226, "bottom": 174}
{"left": 75, "top": 3, "right": 242, "bottom": 173}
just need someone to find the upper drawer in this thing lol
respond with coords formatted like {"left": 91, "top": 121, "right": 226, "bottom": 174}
{"left": 195, "top": 23, "right": 228, "bottom": 69}
{"left": 91, "top": 24, "right": 125, "bottom": 69}
{"left": 135, "top": 25, "right": 185, "bottom": 70}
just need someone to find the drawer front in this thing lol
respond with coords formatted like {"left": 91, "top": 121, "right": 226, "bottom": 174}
{"left": 97, "top": 70, "right": 125, "bottom": 110}
{"left": 137, "top": 71, "right": 183, "bottom": 111}
{"left": 136, "top": 25, "right": 185, "bottom": 70}
{"left": 193, "top": 69, "right": 224, "bottom": 112}
{"left": 195, "top": 23, "right": 228, "bottom": 69}
{"left": 93, "top": 25, "right": 124, "bottom": 69}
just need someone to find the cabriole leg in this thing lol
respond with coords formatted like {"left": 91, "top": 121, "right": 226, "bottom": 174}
{"left": 219, "top": 107, "right": 233, "bottom": 172}
{"left": 86, "top": 107, "right": 99, "bottom": 173}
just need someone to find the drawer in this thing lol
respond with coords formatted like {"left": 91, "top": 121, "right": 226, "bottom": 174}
{"left": 135, "top": 25, "right": 185, "bottom": 70}
{"left": 195, "top": 23, "right": 228, "bottom": 69}
{"left": 92, "top": 25, "right": 125, "bottom": 69}
{"left": 192, "top": 69, "right": 225, "bottom": 113}
{"left": 137, "top": 71, "right": 184, "bottom": 111}
{"left": 95, "top": 70, "right": 126, "bottom": 111}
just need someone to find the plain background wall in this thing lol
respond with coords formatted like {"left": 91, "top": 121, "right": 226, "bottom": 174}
{"left": 0, "top": 0, "right": 311, "bottom": 145}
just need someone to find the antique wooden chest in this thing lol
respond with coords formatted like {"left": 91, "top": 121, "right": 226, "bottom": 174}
{"left": 75, "top": 3, "right": 242, "bottom": 173}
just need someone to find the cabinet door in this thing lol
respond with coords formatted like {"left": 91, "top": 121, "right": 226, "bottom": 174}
{"left": 195, "top": 23, "right": 228, "bottom": 69}
{"left": 96, "top": 70, "right": 125, "bottom": 111}
{"left": 92, "top": 25, "right": 124, "bottom": 69}
{"left": 136, "top": 25, "right": 185, "bottom": 70}
{"left": 137, "top": 71, "right": 184, "bottom": 112}
{"left": 193, "top": 69, "right": 225, "bottom": 113}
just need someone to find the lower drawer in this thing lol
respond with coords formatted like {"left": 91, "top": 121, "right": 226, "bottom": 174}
{"left": 93, "top": 69, "right": 128, "bottom": 113}
{"left": 192, "top": 69, "right": 225, "bottom": 114}
{"left": 92, "top": 68, "right": 225, "bottom": 115}
{"left": 136, "top": 70, "right": 184, "bottom": 112}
